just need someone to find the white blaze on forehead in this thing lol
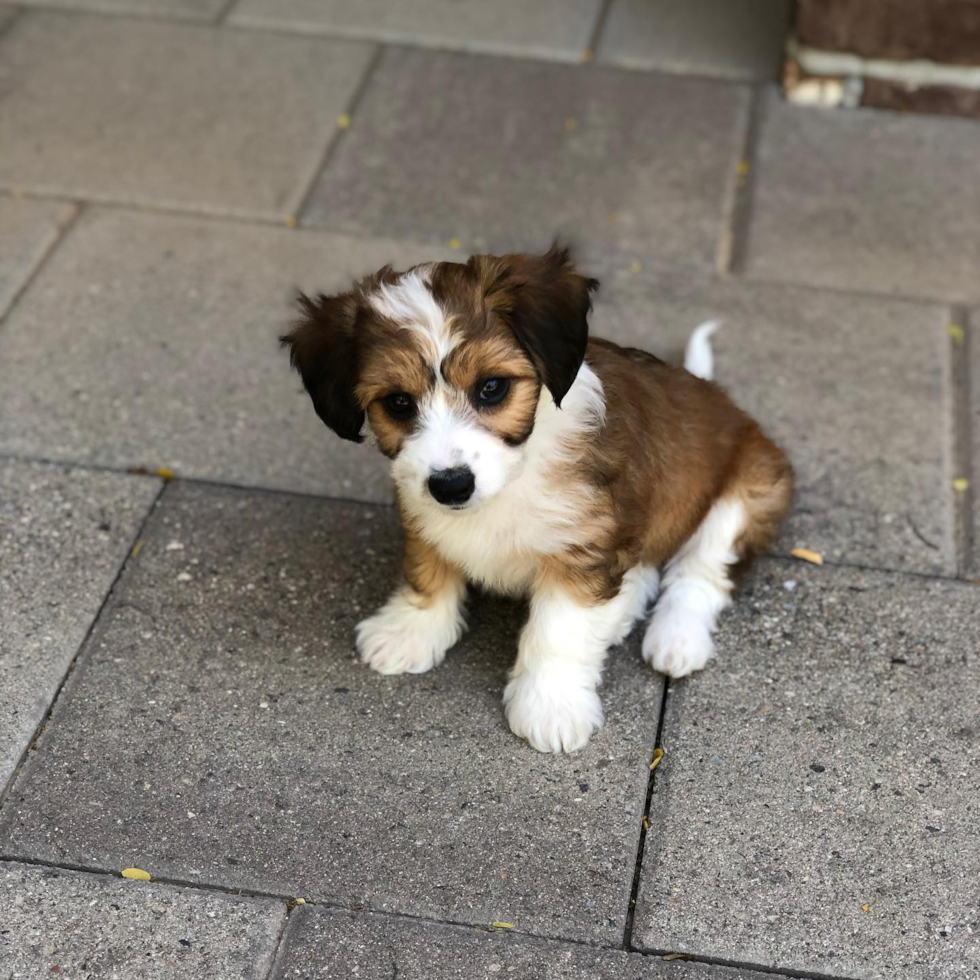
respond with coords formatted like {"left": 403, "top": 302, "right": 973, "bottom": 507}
{"left": 368, "top": 265, "right": 455, "bottom": 366}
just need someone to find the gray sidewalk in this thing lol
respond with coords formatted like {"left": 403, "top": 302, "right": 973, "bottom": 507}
{"left": 0, "top": 2, "right": 977, "bottom": 979}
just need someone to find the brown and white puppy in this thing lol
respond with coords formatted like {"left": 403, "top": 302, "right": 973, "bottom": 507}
{"left": 282, "top": 247, "right": 792, "bottom": 753}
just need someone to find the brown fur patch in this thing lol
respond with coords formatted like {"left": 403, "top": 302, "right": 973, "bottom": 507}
{"left": 400, "top": 500, "right": 465, "bottom": 607}
{"left": 532, "top": 338, "right": 793, "bottom": 604}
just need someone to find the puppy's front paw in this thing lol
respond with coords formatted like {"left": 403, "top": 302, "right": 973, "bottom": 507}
{"left": 503, "top": 671, "right": 603, "bottom": 754}
{"left": 642, "top": 611, "right": 715, "bottom": 678}
{"left": 356, "top": 587, "right": 465, "bottom": 676}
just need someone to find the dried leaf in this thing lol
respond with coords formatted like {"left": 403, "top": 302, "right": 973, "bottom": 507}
{"left": 649, "top": 748, "right": 665, "bottom": 771}
{"left": 121, "top": 867, "right": 151, "bottom": 881}
{"left": 791, "top": 548, "right": 824, "bottom": 565}
{"left": 490, "top": 921, "right": 513, "bottom": 930}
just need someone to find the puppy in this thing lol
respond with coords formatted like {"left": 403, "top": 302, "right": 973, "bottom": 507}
{"left": 282, "top": 247, "right": 792, "bottom": 753}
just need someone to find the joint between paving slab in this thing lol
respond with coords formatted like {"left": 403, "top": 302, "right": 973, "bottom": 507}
{"left": 0, "top": 473, "right": 165, "bottom": 808}
{"left": 583, "top": 0, "right": 614, "bottom": 63}
{"left": 215, "top": 0, "right": 243, "bottom": 25}
{"left": 0, "top": 4, "right": 22, "bottom": 39}
{"left": 289, "top": 43, "right": 386, "bottom": 225}
{"left": 621, "top": 678, "right": 669, "bottom": 951}
{"left": 719, "top": 83, "right": 765, "bottom": 276}
{"left": 261, "top": 897, "right": 300, "bottom": 980}
{"left": 0, "top": 199, "right": 82, "bottom": 326}
{"left": 634, "top": 945, "right": 865, "bottom": 980}
{"left": 949, "top": 305, "right": 975, "bottom": 576}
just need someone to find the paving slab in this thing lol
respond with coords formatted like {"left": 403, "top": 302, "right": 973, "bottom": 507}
{"left": 0, "top": 208, "right": 460, "bottom": 500}
{"left": 229, "top": 0, "right": 602, "bottom": 63}
{"left": 597, "top": 0, "right": 792, "bottom": 81}
{"left": 274, "top": 907, "right": 772, "bottom": 979}
{"left": 742, "top": 90, "right": 980, "bottom": 303}
{"left": 634, "top": 559, "right": 980, "bottom": 979}
{"left": 302, "top": 47, "right": 748, "bottom": 272}
{"left": 0, "top": 198, "right": 75, "bottom": 321}
{"left": 0, "top": 861, "right": 285, "bottom": 978}
{"left": 588, "top": 271, "right": 954, "bottom": 576}
{"left": 0, "top": 459, "right": 160, "bottom": 794}
{"left": 0, "top": 483, "right": 664, "bottom": 944}
{"left": 14, "top": 0, "right": 227, "bottom": 21}
{"left": 0, "top": 12, "right": 374, "bottom": 219}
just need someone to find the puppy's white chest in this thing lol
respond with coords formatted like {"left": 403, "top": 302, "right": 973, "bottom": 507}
{"left": 416, "top": 501, "right": 548, "bottom": 596}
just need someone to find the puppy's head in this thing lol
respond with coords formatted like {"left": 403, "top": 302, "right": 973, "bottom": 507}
{"left": 281, "top": 246, "right": 598, "bottom": 510}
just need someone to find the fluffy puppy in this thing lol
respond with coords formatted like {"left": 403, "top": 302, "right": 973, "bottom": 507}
{"left": 282, "top": 247, "right": 792, "bottom": 753}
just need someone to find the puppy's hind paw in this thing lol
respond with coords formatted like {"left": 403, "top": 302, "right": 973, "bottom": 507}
{"left": 642, "top": 612, "right": 715, "bottom": 678}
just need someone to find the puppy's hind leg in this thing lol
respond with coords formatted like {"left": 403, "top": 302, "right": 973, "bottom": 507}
{"left": 642, "top": 497, "right": 744, "bottom": 678}
{"left": 644, "top": 437, "right": 793, "bottom": 678}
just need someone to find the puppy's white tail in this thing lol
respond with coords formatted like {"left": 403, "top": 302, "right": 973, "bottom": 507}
{"left": 683, "top": 319, "right": 721, "bottom": 380}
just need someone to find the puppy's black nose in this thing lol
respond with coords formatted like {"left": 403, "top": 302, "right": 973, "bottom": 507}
{"left": 427, "top": 467, "right": 475, "bottom": 506}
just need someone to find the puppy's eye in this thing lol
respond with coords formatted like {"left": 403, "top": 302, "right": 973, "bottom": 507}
{"left": 476, "top": 377, "right": 510, "bottom": 407}
{"left": 382, "top": 392, "right": 416, "bottom": 420}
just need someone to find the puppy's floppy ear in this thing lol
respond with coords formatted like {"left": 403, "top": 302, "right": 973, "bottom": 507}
{"left": 480, "top": 245, "right": 599, "bottom": 407}
{"left": 280, "top": 290, "right": 364, "bottom": 442}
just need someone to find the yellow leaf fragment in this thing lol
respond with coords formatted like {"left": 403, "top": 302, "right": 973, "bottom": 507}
{"left": 629, "top": 261, "right": 642, "bottom": 274}
{"left": 953, "top": 478, "right": 969, "bottom": 493}
{"left": 948, "top": 324, "right": 965, "bottom": 344}
{"left": 448, "top": 237, "right": 461, "bottom": 250}
{"left": 284, "top": 216, "right": 297, "bottom": 229}
{"left": 121, "top": 867, "right": 151, "bottom": 881}
{"left": 155, "top": 467, "right": 175, "bottom": 482}
{"left": 649, "top": 747, "right": 665, "bottom": 771}
{"left": 490, "top": 921, "right": 513, "bottom": 930}
{"left": 11, "top": 188, "right": 25, "bottom": 199}
{"left": 564, "top": 117, "right": 578, "bottom": 132}
{"left": 642, "top": 815, "right": 650, "bottom": 831}
{"left": 791, "top": 548, "right": 824, "bottom": 565}
{"left": 337, "top": 113, "right": 351, "bottom": 129}
{"left": 861, "top": 903, "right": 871, "bottom": 912}
{"left": 131, "top": 540, "right": 145, "bottom": 559}
{"left": 581, "top": 48, "right": 594, "bottom": 62}
{"left": 736, "top": 160, "right": 750, "bottom": 178}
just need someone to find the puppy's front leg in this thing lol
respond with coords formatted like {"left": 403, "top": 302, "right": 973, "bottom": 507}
{"left": 504, "top": 568, "right": 656, "bottom": 753}
{"left": 356, "top": 527, "right": 466, "bottom": 675}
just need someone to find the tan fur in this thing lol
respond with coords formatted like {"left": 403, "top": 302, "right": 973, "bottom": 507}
{"left": 400, "top": 506, "right": 465, "bottom": 608}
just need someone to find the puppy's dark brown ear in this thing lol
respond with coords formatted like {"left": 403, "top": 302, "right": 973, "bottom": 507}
{"left": 280, "top": 291, "right": 364, "bottom": 442}
{"left": 480, "top": 245, "right": 599, "bottom": 407}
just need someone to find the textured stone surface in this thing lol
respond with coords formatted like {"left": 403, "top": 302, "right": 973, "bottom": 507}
{"left": 0, "top": 12, "right": 373, "bottom": 219}
{"left": 634, "top": 560, "right": 980, "bottom": 979}
{"left": 0, "top": 460, "right": 160, "bottom": 793}
{"left": 597, "top": 0, "right": 792, "bottom": 80}
{"left": 0, "top": 208, "right": 459, "bottom": 500}
{"left": 0, "top": 483, "right": 664, "bottom": 944}
{"left": 229, "top": 0, "right": 602, "bottom": 62}
{"left": 0, "top": 198, "right": 75, "bottom": 321}
{"left": 302, "top": 47, "right": 748, "bottom": 271}
{"left": 274, "top": 907, "right": 774, "bottom": 979}
{"left": 0, "top": 4, "right": 16, "bottom": 34}
{"left": 971, "top": 310, "right": 980, "bottom": 579}
{"left": 588, "top": 272, "right": 953, "bottom": 576}
{"left": 0, "top": 861, "right": 285, "bottom": 978}
{"left": 14, "top": 0, "right": 227, "bottom": 20}
{"left": 743, "top": 90, "right": 980, "bottom": 302}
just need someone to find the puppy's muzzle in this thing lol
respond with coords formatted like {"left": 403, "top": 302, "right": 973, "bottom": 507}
{"left": 427, "top": 467, "right": 475, "bottom": 507}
